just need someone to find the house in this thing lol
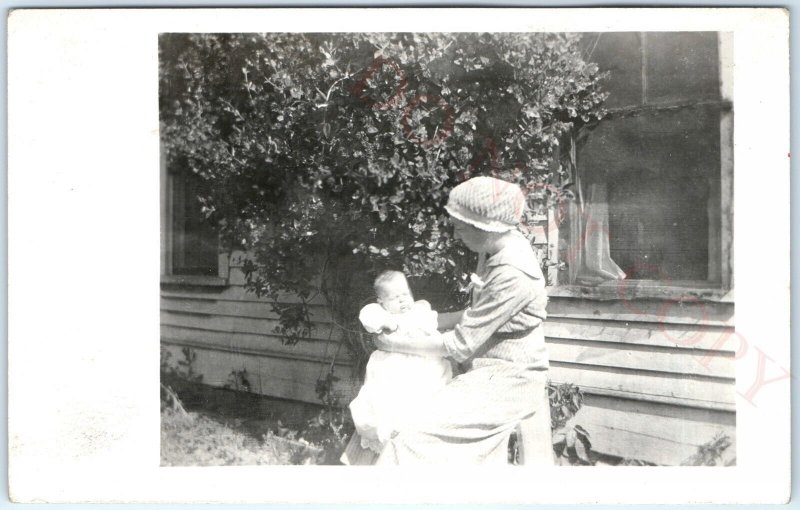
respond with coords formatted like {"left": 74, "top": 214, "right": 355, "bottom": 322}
{"left": 160, "top": 32, "right": 734, "bottom": 465}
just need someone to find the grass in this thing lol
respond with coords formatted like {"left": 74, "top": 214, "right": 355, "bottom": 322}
{"left": 161, "top": 376, "right": 735, "bottom": 467}
{"left": 161, "top": 406, "right": 324, "bottom": 465}
{"left": 160, "top": 378, "right": 351, "bottom": 466}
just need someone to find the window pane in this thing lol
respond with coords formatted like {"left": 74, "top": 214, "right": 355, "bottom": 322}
{"left": 608, "top": 172, "right": 709, "bottom": 281}
{"left": 582, "top": 32, "right": 644, "bottom": 109}
{"left": 577, "top": 107, "right": 720, "bottom": 283}
{"left": 172, "top": 172, "right": 218, "bottom": 277}
{"left": 645, "top": 32, "right": 720, "bottom": 104}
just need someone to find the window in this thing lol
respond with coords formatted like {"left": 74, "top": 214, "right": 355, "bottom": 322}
{"left": 553, "top": 32, "right": 732, "bottom": 295}
{"left": 170, "top": 169, "right": 219, "bottom": 276}
{"left": 161, "top": 148, "right": 227, "bottom": 285}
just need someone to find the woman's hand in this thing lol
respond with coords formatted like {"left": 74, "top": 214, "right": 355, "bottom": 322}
{"left": 381, "top": 316, "right": 399, "bottom": 334}
{"left": 437, "top": 310, "right": 465, "bottom": 331}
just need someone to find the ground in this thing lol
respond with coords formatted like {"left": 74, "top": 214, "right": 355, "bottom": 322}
{"left": 161, "top": 378, "right": 731, "bottom": 467}
{"left": 160, "top": 378, "right": 352, "bottom": 466}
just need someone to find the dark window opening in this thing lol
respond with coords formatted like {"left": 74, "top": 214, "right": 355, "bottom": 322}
{"left": 171, "top": 171, "right": 218, "bottom": 277}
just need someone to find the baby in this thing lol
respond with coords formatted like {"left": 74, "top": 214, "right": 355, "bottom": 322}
{"left": 348, "top": 270, "right": 453, "bottom": 454}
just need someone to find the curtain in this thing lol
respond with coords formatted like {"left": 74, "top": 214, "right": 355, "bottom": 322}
{"left": 565, "top": 182, "right": 626, "bottom": 285}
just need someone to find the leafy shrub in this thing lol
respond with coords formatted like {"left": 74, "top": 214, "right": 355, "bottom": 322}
{"left": 161, "top": 346, "right": 203, "bottom": 383}
{"left": 548, "top": 382, "right": 594, "bottom": 465}
{"left": 160, "top": 33, "right": 608, "bottom": 368}
{"left": 548, "top": 381, "right": 584, "bottom": 429}
{"left": 681, "top": 433, "right": 735, "bottom": 466}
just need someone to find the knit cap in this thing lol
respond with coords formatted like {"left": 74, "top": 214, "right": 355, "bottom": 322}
{"left": 445, "top": 176, "right": 526, "bottom": 232}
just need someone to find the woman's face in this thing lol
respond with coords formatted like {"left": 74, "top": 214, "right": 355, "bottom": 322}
{"left": 451, "top": 218, "right": 489, "bottom": 253}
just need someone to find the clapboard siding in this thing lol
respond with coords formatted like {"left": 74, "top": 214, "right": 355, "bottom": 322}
{"left": 161, "top": 289, "right": 736, "bottom": 409}
{"left": 549, "top": 363, "right": 733, "bottom": 410}
{"left": 161, "top": 310, "right": 341, "bottom": 342}
{"left": 161, "top": 264, "right": 361, "bottom": 404}
{"left": 545, "top": 294, "right": 736, "bottom": 463}
{"left": 546, "top": 339, "right": 734, "bottom": 379}
{"left": 544, "top": 295, "right": 736, "bottom": 412}
{"left": 584, "top": 392, "right": 735, "bottom": 428}
{"left": 545, "top": 317, "right": 737, "bottom": 353}
{"left": 161, "top": 285, "right": 331, "bottom": 307}
{"left": 160, "top": 274, "right": 736, "bottom": 464}
{"left": 547, "top": 296, "right": 734, "bottom": 327}
{"left": 162, "top": 344, "right": 361, "bottom": 404}
{"left": 162, "top": 326, "right": 351, "bottom": 364}
{"left": 567, "top": 405, "right": 735, "bottom": 465}
{"left": 161, "top": 295, "right": 334, "bottom": 322}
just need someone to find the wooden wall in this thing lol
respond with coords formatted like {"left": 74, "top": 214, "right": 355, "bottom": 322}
{"left": 545, "top": 292, "right": 735, "bottom": 465}
{"left": 160, "top": 270, "right": 735, "bottom": 465}
{"left": 161, "top": 258, "right": 362, "bottom": 405}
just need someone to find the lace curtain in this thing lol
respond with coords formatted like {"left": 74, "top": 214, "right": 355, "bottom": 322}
{"left": 564, "top": 182, "right": 626, "bottom": 285}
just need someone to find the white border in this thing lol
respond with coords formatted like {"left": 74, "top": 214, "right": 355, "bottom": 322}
{"left": 7, "top": 7, "right": 790, "bottom": 504}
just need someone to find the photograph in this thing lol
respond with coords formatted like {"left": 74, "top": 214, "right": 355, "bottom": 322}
{"left": 159, "top": 31, "right": 736, "bottom": 467}
{"left": 7, "top": 7, "right": 790, "bottom": 504}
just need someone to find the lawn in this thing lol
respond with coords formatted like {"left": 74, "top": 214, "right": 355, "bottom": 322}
{"left": 160, "top": 378, "right": 351, "bottom": 466}
{"left": 161, "top": 377, "right": 733, "bottom": 467}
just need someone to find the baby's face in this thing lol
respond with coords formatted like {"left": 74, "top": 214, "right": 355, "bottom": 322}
{"left": 377, "top": 279, "right": 414, "bottom": 314}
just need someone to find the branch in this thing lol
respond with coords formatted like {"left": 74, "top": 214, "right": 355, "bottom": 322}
{"left": 325, "top": 73, "right": 351, "bottom": 102}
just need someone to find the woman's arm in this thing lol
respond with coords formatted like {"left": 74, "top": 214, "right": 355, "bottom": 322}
{"left": 442, "top": 268, "right": 533, "bottom": 363}
{"left": 437, "top": 310, "right": 465, "bottom": 331}
{"left": 372, "top": 329, "right": 448, "bottom": 357}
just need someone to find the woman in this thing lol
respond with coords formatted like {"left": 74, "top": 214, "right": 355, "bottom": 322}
{"left": 373, "top": 175, "right": 554, "bottom": 465}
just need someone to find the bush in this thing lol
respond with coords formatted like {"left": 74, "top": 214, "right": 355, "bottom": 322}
{"left": 160, "top": 33, "right": 608, "bottom": 368}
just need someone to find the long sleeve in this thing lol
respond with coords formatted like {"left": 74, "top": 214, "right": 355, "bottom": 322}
{"left": 442, "top": 266, "right": 533, "bottom": 363}
{"left": 359, "top": 303, "right": 390, "bottom": 334}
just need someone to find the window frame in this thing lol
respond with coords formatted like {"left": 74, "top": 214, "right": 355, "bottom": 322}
{"left": 545, "top": 32, "right": 733, "bottom": 302}
{"left": 160, "top": 139, "right": 229, "bottom": 287}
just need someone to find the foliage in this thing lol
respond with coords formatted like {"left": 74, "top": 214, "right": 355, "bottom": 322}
{"left": 681, "top": 433, "right": 735, "bottom": 466}
{"left": 161, "top": 346, "right": 203, "bottom": 384}
{"left": 315, "top": 369, "right": 341, "bottom": 407}
{"left": 160, "top": 32, "right": 608, "bottom": 382}
{"left": 548, "top": 381, "right": 584, "bottom": 429}
{"left": 508, "top": 381, "right": 590, "bottom": 464}
{"left": 160, "top": 378, "right": 350, "bottom": 465}
{"left": 302, "top": 406, "right": 353, "bottom": 465}
{"left": 548, "top": 382, "right": 594, "bottom": 465}
{"left": 552, "top": 423, "right": 593, "bottom": 465}
{"left": 224, "top": 368, "right": 253, "bottom": 392}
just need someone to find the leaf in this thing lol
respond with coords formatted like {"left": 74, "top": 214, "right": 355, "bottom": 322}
{"left": 575, "top": 437, "right": 591, "bottom": 464}
{"left": 565, "top": 428, "right": 577, "bottom": 448}
{"left": 162, "top": 33, "right": 609, "bottom": 391}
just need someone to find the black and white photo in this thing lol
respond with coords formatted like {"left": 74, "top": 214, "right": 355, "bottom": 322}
{"left": 7, "top": 7, "right": 791, "bottom": 504}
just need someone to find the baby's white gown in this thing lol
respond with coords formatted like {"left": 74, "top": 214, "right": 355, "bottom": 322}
{"left": 349, "top": 300, "right": 453, "bottom": 453}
